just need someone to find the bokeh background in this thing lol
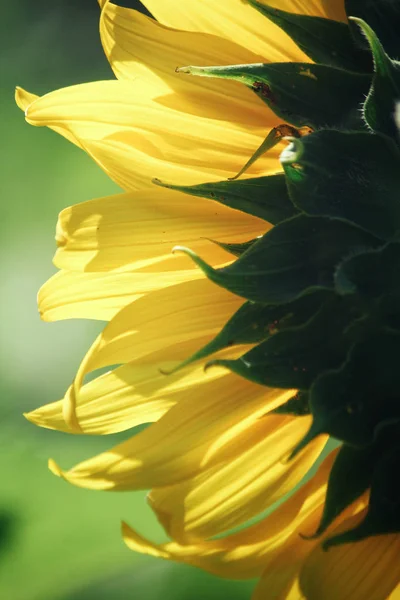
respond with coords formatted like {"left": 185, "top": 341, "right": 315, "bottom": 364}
{"left": 1, "top": 1, "right": 254, "bottom": 598}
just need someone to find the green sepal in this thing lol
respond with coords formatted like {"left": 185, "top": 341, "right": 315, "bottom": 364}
{"left": 247, "top": 0, "right": 371, "bottom": 72}
{"left": 335, "top": 242, "right": 400, "bottom": 299}
{"left": 175, "top": 215, "right": 380, "bottom": 305}
{"left": 153, "top": 174, "right": 297, "bottom": 225}
{"left": 209, "top": 238, "right": 258, "bottom": 257}
{"left": 207, "top": 295, "right": 357, "bottom": 390}
{"left": 308, "top": 443, "right": 376, "bottom": 539}
{"left": 281, "top": 130, "right": 400, "bottom": 240}
{"left": 272, "top": 391, "right": 310, "bottom": 416}
{"left": 294, "top": 333, "right": 400, "bottom": 453}
{"left": 351, "top": 18, "right": 400, "bottom": 139}
{"left": 164, "top": 301, "right": 275, "bottom": 374}
{"left": 335, "top": 243, "right": 400, "bottom": 331}
{"left": 169, "top": 290, "right": 328, "bottom": 374}
{"left": 346, "top": 0, "right": 400, "bottom": 59}
{"left": 178, "top": 62, "right": 370, "bottom": 130}
{"left": 229, "top": 124, "right": 307, "bottom": 181}
{"left": 324, "top": 421, "right": 400, "bottom": 548}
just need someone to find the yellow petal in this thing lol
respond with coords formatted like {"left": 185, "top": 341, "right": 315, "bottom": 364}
{"left": 23, "top": 80, "right": 281, "bottom": 190}
{"left": 122, "top": 451, "right": 337, "bottom": 580}
{"left": 149, "top": 416, "right": 327, "bottom": 541}
{"left": 389, "top": 586, "right": 400, "bottom": 600}
{"left": 140, "top": 0, "right": 309, "bottom": 62}
{"left": 25, "top": 361, "right": 176, "bottom": 434}
{"left": 70, "top": 279, "right": 242, "bottom": 382}
{"left": 299, "top": 516, "right": 400, "bottom": 600}
{"left": 255, "top": 0, "right": 347, "bottom": 22}
{"left": 48, "top": 378, "right": 288, "bottom": 490}
{"left": 36, "top": 279, "right": 243, "bottom": 433}
{"left": 253, "top": 485, "right": 370, "bottom": 600}
{"left": 15, "top": 87, "right": 38, "bottom": 111}
{"left": 100, "top": 2, "right": 273, "bottom": 128}
{"left": 26, "top": 338, "right": 239, "bottom": 435}
{"left": 15, "top": 86, "right": 80, "bottom": 148}
{"left": 54, "top": 187, "right": 265, "bottom": 272}
{"left": 38, "top": 267, "right": 203, "bottom": 322}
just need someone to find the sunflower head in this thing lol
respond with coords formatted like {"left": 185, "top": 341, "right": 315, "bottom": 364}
{"left": 17, "top": 0, "right": 400, "bottom": 598}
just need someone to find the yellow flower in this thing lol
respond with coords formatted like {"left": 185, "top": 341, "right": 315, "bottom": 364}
{"left": 16, "top": 1, "right": 400, "bottom": 598}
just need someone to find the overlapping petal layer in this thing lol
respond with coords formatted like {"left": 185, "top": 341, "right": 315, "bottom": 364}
{"left": 26, "top": 341, "right": 244, "bottom": 435}
{"left": 49, "top": 377, "right": 293, "bottom": 489}
{"left": 100, "top": 1, "right": 270, "bottom": 127}
{"left": 138, "top": 0, "right": 310, "bottom": 61}
{"left": 254, "top": 0, "right": 347, "bottom": 22}
{"left": 149, "top": 417, "right": 327, "bottom": 541}
{"left": 67, "top": 278, "right": 242, "bottom": 372}
{"left": 122, "top": 451, "right": 338, "bottom": 580}
{"left": 39, "top": 268, "right": 205, "bottom": 322}
{"left": 22, "top": 79, "right": 281, "bottom": 191}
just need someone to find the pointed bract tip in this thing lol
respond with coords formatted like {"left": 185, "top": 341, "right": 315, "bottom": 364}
{"left": 299, "top": 526, "right": 323, "bottom": 541}
{"left": 288, "top": 422, "right": 321, "bottom": 460}
{"left": 158, "top": 366, "right": 172, "bottom": 376}
{"left": 204, "top": 359, "right": 222, "bottom": 373}
{"left": 171, "top": 244, "right": 190, "bottom": 255}
{"left": 175, "top": 66, "right": 192, "bottom": 74}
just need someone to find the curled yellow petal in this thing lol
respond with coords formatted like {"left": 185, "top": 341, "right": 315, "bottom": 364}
{"left": 25, "top": 336, "right": 234, "bottom": 435}
{"left": 15, "top": 87, "right": 38, "bottom": 111}
{"left": 48, "top": 379, "right": 288, "bottom": 491}
{"left": 25, "top": 361, "right": 176, "bottom": 434}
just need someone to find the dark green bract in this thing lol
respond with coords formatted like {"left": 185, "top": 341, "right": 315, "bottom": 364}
{"left": 170, "top": 4, "right": 400, "bottom": 549}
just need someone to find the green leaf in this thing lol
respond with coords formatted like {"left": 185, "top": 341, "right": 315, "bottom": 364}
{"left": 153, "top": 174, "right": 297, "bottom": 225}
{"left": 346, "top": 0, "right": 400, "bottom": 59}
{"left": 351, "top": 18, "right": 400, "bottom": 139}
{"left": 175, "top": 215, "right": 380, "bottom": 305}
{"left": 178, "top": 62, "right": 370, "bottom": 130}
{"left": 247, "top": 0, "right": 371, "bottom": 71}
{"left": 324, "top": 421, "right": 400, "bottom": 548}
{"left": 309, "top": 444, "right": 376, "bottom": 539}
{"left": 294, "top": 333, "right": 400, "bottom": 453}
{"left": 169, "top": 290, "right": 329, "bottom": 374}
{"left": 207, "top": 295, "right": 356, "bottom": 390}
{"left": 281, "top": 130, "right": 400, "bottom": 240}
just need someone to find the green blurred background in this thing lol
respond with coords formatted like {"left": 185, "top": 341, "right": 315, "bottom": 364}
{"left": 2, "top": 1, "right": 253, "bottom": 598}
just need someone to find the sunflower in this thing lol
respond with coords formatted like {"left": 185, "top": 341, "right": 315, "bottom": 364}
{"left": 16, "top": 0, "right": 400, "bottom": 598}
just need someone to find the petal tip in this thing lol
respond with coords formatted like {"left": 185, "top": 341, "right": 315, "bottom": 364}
{"left": 48, "top": 458, "right": 63, "bottom": 477}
